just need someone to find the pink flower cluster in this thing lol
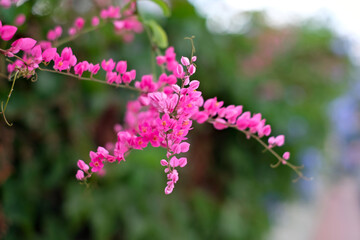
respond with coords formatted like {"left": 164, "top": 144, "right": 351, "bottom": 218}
{"left": 0, "top": 5, "right": 295, "bottom": 194}
{"left": 42, "top": 3, "right": 142, "bottom": 44}
{"left": 101, "top": 59, "right": 136, "bottom": 84}
{"left": 2, "top": 20, "right": 137, "bottom": 83}
{"left": 75, "top": 46, "right": 292, "bottom": 194}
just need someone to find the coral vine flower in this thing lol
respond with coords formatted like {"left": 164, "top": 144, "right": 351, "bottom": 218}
{"left": 14, "top": 14, "right": 26, "bottom": 26}
{"left": 101, "top": 59, "right": 115, "bottom": 72}
{"left": 0, "top": 23, "right": 17, "bottom": 41}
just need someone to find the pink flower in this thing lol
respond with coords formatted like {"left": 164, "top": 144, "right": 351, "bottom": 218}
{"left": 76, "top": 170, "right": 85, "bottom": 180}
{"left": 47, "top": 30, "right": 56, "bottom": 41}
{"left": 101, "top": 59, "right": 115, "bottom": 72}
{"left": 91, "top": 16, "right": 100, "bottom": 26}
{"left": 14, "top": 14, "right": 26, "bottom": 26}
{"left": 77, "top": 160, "right": 89, "bottom": 172}
{"left": 74, "top": 61, "right": 89, "bottom": 77}
{"left": 42, "top": 48, "right": 57, "bottom": 62}
{"left": 188, "top": 64, "right": 196, "bottom": 75}
{"left": 74, "top": 17, "right": 85, "bottom": 30}
{"left": 89, "top": 158, "right": 104, "bottom": 172}
{"left": 213, "top": 118, "right": 228, "bottom": 130}
{"left": 106, "top": 71, "right": 118, "bottom": 84}
{"left": 181, "top": 56, "right": 190, "bottom": 66}
{"left": 156, "top": 56, "right": 166, "bottom": 65}
{"left": 55, "top": 26, "right": 62, "bottom": 38}
{"left": 68, "top": 27, "right": 77, "bottom": 36}
{"left": 116, "top": 61, "right": 127, "bottom": 74}
{"left": 113, "top": 20, "right": 125, "bottom": 31}
{"left": 53, "top": 56, "right": 69, "bottom": 71}
{"left": 89, "top": 63, "right": 100, "bottom": 75}
{"left": 0, "top": 25, "right": 17, "bottom": 41}
{"left": 204, "top": 97, "right": 223, "bottom": 116}
{"left": 236, "top": 111, "right": 251, "bottom": 130}
{"left": 160, "top": 159, "right": 168, "bottom": 166}
{"left": 283, "top": 152, "right": 290, "bottom": 160}
{"left": 9, "top": 38, "right": 37, "bottom": 54}
{"left": 135, "top": 75, "right": 157, "bottom": 92}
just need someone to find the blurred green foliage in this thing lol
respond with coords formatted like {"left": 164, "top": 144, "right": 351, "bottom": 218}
{"left": 0, "top": 0, "right": 351, "bottom": 239}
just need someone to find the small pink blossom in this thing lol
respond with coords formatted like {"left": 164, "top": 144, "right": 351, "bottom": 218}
{"left": 0, "top": 25, "right": 17, "bottom": 41}
{"left": 91, "top": 16, "right": 100, "bottom": 26}
{"left": 76, "top": 170, "right": 85, "bottom": 180}
{"left": 283, "top": 152, "right": 290, "bottom": 160}
{"left": 116, "top": 61, "right": 127, "bottom": 74}
{"left": 68, "top": 27, "right": 77, "bottom": 36}
{"left": 89, "top": 63, "right": 100, "bottom": 75}
{"left": 14, "top": 14, "right": 26, "bottom": 26}
{"left": 101, "top": 59, "right": 115, "bottom": 72}
{"left": 74, "top": 17, "right": 85, "bottom": 30}
{"left": 181, "top": 56, "right": 190, "bottom": 66}
{"left": 42, "top": 47, "right": 57, "bottom": 62}
{"left": 77, "top": 160, "right": 89, "bottom": 172}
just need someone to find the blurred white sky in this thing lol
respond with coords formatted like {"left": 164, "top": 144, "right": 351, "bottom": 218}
{"left": 190, "top": 0, "right": 360, "bottom": 62}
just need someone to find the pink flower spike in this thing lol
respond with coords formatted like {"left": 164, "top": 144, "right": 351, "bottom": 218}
{"left": 77, "top": 159, "right": 89, "bottom": 172}
{"left": 191, "top": 56, "right": 197, "bottom": 62}
{"left": 181, "top": 56, "right": 190, "bottom": 66}
{"left": 160, "top": 159, "right": 168, "bottom": 166}
{"left": 14, "top": 14, "right": 26, "bottom": 26}
{"left": 0, "top": 25, "right": 17, "bottom": 41}
{"left": 76, "top": 170, "right": 85, "bottom": 180}
{"left": 283, "top": 152, "right": 290, "bottom": 160}
{"left": 74, "top": 17, "right": 85, "bottom": 30}
{"left": 188, "top": 64, "right": 196, "bottom": 75}
{"left": 91, "top": 16, "right": 100, "bottom": 26}
{"left": 116, "top": 61, "right": 127, "bottom": 74}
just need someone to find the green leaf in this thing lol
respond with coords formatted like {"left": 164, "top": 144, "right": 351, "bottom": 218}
{"left": 145, "top": 20, "right": 168, "bottom": 49}
{"left": 149, "top": 0, "right": 171, "bottom": 17}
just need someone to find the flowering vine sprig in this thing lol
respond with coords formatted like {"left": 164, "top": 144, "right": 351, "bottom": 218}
{"left": 0, "top": 1, "right": 309, "bottom": 195}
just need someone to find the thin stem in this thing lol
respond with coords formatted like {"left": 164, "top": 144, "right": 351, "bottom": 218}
{"left": 55, "top": 24, "right": 103, "bottom": 48}
{"left": 54, "top": 0, "right": 137, "bottom": 47}
{"left": 1, "top": 71, "right": 18, "bottom": 126}
{"left": 136, "top": 2, "right": 165, "bottom": 79}
{"left": 207, "top": 118, "right": 312, "bottom": 182}
{"left": 37, "top": 67, "right": 141, "bottom": 92}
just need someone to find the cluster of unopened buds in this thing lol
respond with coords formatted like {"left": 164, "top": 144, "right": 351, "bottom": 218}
{"left": 1, "top": 2, "right": 303, "bottom": 195}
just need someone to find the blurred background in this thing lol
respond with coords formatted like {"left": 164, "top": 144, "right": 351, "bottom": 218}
{"left": 0, "top": 0, "right": 358, "bottom": 239}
